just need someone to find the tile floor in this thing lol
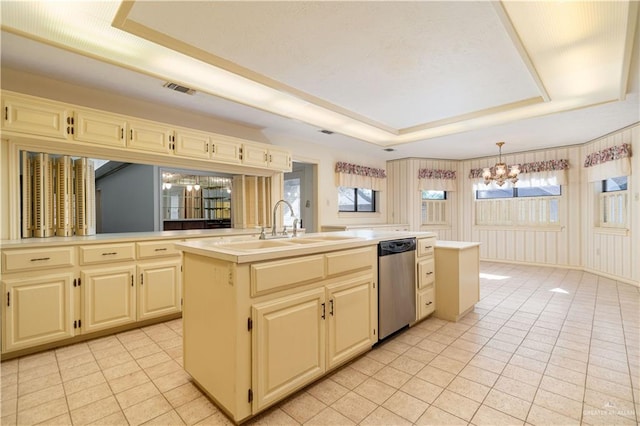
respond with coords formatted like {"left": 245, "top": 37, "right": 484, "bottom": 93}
{"left": 1, "top": 262, "right": 639, "bottom": 425}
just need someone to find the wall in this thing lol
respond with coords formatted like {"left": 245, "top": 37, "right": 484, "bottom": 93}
{"left": 96, "top": 164, "right": 158, "bottom": 233}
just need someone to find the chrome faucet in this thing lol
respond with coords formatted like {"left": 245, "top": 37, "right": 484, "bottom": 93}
{"left": 272, "top": 199, "right": 295, "bottom": 237}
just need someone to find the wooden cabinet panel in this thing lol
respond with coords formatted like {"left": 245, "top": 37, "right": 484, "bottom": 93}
{"left": 82, "top": 265, "right": 136, "bottom": 333}
{"left": 242, "top": 144, "right": 268, "bottom": 167}
{"left": 2, "top": 247, "right": 75, "bottom": 273}
{"left": 417, "top": 237, "right": 436, "bottom": 258}
{"left": 74, "top": 109, "right": 127, "bottom": 147}
{"left": 211, "top": 135, "right": 242, "bottom": 164}
{"left": 325, "top": 247, "right": 374, "bottom": 277}
{"left": 252, "top": 288, "right": 325, "bottom": 411}
{"left": 326, "top": 275, "right": 374, "bottom": 369}
{"left": 174, "top": 129, "right": 210, "bottom": 159}
{"left": 79, "top": 243, "right": 135, "bottom": 265}
{"left": 2, "top": 273, "right": 75, "bottom": 352}
{"left": 417, "top": 259, "right": 435, "bottom": 289}
{"left": 250, "top": 255, "right": 324, "bottom": 296}
{"left": 267, "top": 148, "right": 291, "bottom": 171}
{"left": 127, "top": 119, "right": 173, "bottom": 154}
{"left": 2, "top": 95, "right": 69, "bottom": 139}
{"left": 136, "top": 240, "right": 182, "bottom": 259}
{"left": 417, "top": 287, "right": 435, "bottom": 319}
{"left": 137, "top": 260, "right": 182, "bottom": 321}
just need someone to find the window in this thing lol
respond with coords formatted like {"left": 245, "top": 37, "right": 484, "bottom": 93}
{"left": 283, "top": 177, "right": 300, "bottom": 226}
{"left": 475, "top": 185, "right": 561, "bottom": 227}
{"left": 338, "top": 187, "right": 376, "bottom": 212}
{"left": 600, "top": 176, "right": 628, "bottom": 228}
{"left": 421, "top": 190, "right": 448, "bottom": 225}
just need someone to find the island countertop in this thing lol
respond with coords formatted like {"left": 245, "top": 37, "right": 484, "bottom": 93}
{"left": 175, "top": 230, "right": 437, "bottom": 263}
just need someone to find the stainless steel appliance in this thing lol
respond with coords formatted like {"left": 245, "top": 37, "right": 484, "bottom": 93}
{"left": 378, "top": 238, "right": 416, "bottom": 340}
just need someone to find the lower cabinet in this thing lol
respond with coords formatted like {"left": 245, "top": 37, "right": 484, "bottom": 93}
{"left": 137, "top": 259, "right": 182, "bottom": 321}
{"left": 252, "top": 271, "right": 375, "bottom": 412}
{"left": 2, "top": 273, "right": 75, "bottom": 352}
{"left": 417, "top": 287, "right": 436, "bottom": 318}
{"left": 81, "top": 265, "right": 136, "bottom": 333}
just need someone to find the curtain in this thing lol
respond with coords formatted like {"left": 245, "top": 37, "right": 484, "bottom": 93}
{"left": 418, "top": 169, "right": 457, "bottom": 191}
{"left": 335, "top": 162, "right": 386, "bottom": 191}
{"left": 469, "top": 159, "right": 569, "bottom": 189}
{"left": 584, "top": 144, "right": 632, "bottom": 182}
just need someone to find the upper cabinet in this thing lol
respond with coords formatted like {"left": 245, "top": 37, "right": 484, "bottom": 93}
{"left": 1, "top": 91, "right": 292, "bottom": 172}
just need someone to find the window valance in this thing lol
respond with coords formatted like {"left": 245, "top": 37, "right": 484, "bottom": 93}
{"left": 469, "top": 159, "right": 569, "bottom": 188}
{"left": 335, "top": 161, "right": 386, "bottom": 191}
{"left": 584, "top": 143, "right": 632, "bottom": 182}
{"left": 418, "top": 168, "right": 457, "bottom": 191}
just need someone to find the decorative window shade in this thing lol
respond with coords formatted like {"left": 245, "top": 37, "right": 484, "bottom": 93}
{"left": 335, "top": 162, "right": 386, "bottom": 191}
{"left": 418, "top": 169, "right": 457, "bottom": 191}
{"left": 584, "top": 143, "right": 632, "bottom": 182}
{"left": 469, "top": 159, "right": 569, "bottom": 188}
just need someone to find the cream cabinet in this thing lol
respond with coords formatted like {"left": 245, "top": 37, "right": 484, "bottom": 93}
{"left": 173, "top": 128, "right": 211, "bottom": 160}
{"left": 210, "top": 135, "right": 243, "bottom": 164}
{"left": 266, "top": 147, "right": 291, "bottom": 171}
{"left": 1, "top": 273, "right": 75, "bottom": 352}
{"left": 415, "top": 236, "right": 436, "bottom": 321}
{"left": 81, "top": 265, "right": 136, "bottom": 333}
{"left": 137, "top": 259, "right": 182, "bottom": 321}
{"left": 73, "top": 109, "right": 127, "bottom": 148}
{"left": 127, "top": 118, "right": 174, "bottom": 154}
{"left": 242, "top": 143, "right": 292, "bottom": 171}
{"left": 2, "top": 93, "right": 70, "bottom": 139}
{"left": 252, "top": 288, "right": 326, "bottom": 411}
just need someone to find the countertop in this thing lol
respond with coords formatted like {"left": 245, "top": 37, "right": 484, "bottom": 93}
{"left": 176, "top": 230, "right": 437, "bottom": 264}
{"left": 435, "top": 241, "right": 481, "bottom": 250}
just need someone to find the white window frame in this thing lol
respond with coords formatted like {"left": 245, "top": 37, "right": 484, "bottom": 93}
{"left": 475, "top": 196, "right": 561, "bottom": 228}
{"left": 599, "top": 191, "right": 628, "bottom": 228}
{"left": 421, "top": 198, "right": 448, "bottom": 226}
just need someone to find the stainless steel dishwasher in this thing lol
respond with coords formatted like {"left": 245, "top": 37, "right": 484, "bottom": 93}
{"left": 378, "top": 238, "right": 416, "bottom": 340}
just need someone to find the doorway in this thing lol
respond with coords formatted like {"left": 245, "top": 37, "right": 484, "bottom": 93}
{"left": 284, "top": 162, "right": 317, "bottom": 232}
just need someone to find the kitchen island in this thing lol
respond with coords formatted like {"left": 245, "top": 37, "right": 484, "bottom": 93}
{"left": 175, "top": 230, "right": 435, "bottom": 423}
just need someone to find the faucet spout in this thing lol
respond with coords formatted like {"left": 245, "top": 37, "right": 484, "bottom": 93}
{"left": 272, "top": 199, "right": 295, "bottom": 236}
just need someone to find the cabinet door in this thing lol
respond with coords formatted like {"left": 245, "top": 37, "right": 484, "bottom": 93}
{"left": 82, "top": 265, "right": 136, "bottom": 333}
{"left": 74, "top": 109, "right": 127, "bottom": 147}
{"left": 417, "top": 259, "right": 435, "bottom": 289}
{"left": 267, "top": 148, "right": 291, "bottom": 171}
{"left": 252, "top": 288, "right": 325, "bottom": 411}
{"left": 210, "top": 136, "right": 242, "bottom": 164}
{"left": 2, "top": 95, "right": 69, "bottom": 139}
{"left": 2, "top": 273, "right": 75, "bottom": 352}
{"left": 174, "top": 129, "right": 210, "bottom": 159}
{"left": 127, "top": 119, "right": 173, "bottom": 154}
{"left": 242, "top": 144, "right": 268, "bottom": 167}
{"left": 137, "top": 260, "right": 182, "bottom": 321}
{"left": 417, "top": 287, "right": 435, "bottom": 320}
{"left": 326, "top": 275, "right": 375, "bottom": 369}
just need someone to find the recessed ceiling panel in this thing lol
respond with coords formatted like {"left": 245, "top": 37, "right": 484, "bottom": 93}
{"left": 125, "top": 1, "right": 542, "bottom": 129}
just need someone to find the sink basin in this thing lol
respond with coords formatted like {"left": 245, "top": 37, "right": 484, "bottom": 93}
{"left": 285, "top": 238, "right": 325, "bottom": 244}
{"left": 218, "top": 240, "right": 293, "bottom": 251}
{"left": 303, "top": 235, "right": 359, "bottom": 241}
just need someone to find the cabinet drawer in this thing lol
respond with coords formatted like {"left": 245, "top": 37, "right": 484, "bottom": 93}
{"left": 325, "top": 247, "right": 375, "bottom": 277}
{"left": 2, "top": 247, "right": 75, "bottom": 272}
{"left": 417, "top": 259, "right": 435, "bottom": 289}
{"left": 251, "top": 255, "right": 325, "bottom": 297}
{"left": 417, "top": 287, "right": 435, "bottom": 319}
{"left": 417, "top": 238, "right": 436, "bottom": 258}
{"left": 80, "top": 243, "right": 135, "bottom": 265}
{"left": 137, "top": 240, "right": 181, "bottom": 259}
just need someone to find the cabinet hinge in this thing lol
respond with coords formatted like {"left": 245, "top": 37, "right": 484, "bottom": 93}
{"left": 248, "top": 389, "right": 253, "bottom": 403}
{"left": 247, "top": 317, "right": 253, "bottom": 331}
{"left": 372, "top": 282, "right": 376, "bottom": 289}
{"left": 7, "top": 292, "right": 10, "bottom": 307}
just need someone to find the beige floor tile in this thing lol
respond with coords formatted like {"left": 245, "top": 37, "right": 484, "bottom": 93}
{"left": 173, "top": 395, "right": 218, "bottom": 426}
{"left": 143, "top": 358, "right": 182, "bottom": 380}
{"left": 372, "top": 365, "right": 412, "bottom": 388}
{"left": 63, "top": 371, "right": 106, "bottom": 395}
{"left": 91, "top": 343, "right": 128, "bottom": 361}
{"left": 508, "top": 354, "right": 547, "bottom": 374}
{"left": 306, "top": 378, "right": 349, "bottom": 405}
{"left": 459, "top": 331, "right": 491, "bottom": 345}
{"left": 432, "top": 389, "right": 480, "bottom": 421}
{"left": 245, "top": 407, "right": 298, "bottom": 425}
{"left": 458, "top": 364, "right": 499, "bottom": 387}
{"left": 107, "top": 370, "right": 151, "bottom": 394}
{"left": 2, "top": 397, "right": 17, "bottom": 417}
{"left": 415, "top": 365, "right": 455, "bottom": 388}
{"left": 18, "top": 351, "right": 57, "bottom": 372}
{"left": 381, "top": 390, "right": 429, "bottom": 422}
{"left": 194, "top": 409, "right": 235, "bottom": 426}
{"left": 70, "top": 395, "right": 121, "bottom": 426}
{"left": 483, "top": 388, "right": 531, "bottom": 421}
{"left": 349, "top": 355, "right": 384, "bottom": 376}
{"left": 415, "top": 405, "right": 467, "bottom": 425}
{"left": 87, "top": 410, "right": 128, "bottom": 425}
{"left": 586, "top": 375, "right": 634, "bottom": 401}
{"left": 394, "top": 331, "right": 425, "bottom": 346}
{"left": 304, "top": 406, "right": 354, "bottom": 426}
{"left": 60, "top": 360, "right": 101, "bottom": 382}
{"left": 467, "top": 325, "right": 498, "bottom": 338}
{"left": 329, "top": 366, "right": 368, "bottom": 390}
{"left": 280, "top": 392, "right": 325, "bottom": 423}
{"left": 353, "top": 377, "right": 396, "bottom": 405}
{"left": 539, "top": 375, "right": 585, "bottom": 402}
{"left": 446, "top": 376, "right": 490, "bottom": 403}
{"left": 544, "top": 363, "right": 586, "bottom": 386}
{"left": 472, "top": 404, "right": 524, "bottom": 426}
{"left": 449, "top": 337, "right": 484, "bottom": 353}
{"left": 35, "top": 412, "right": 72, "bottom": 425}
{"left": 428, "top": 355, "right": 466, "bottom": 374}
{"left": 96, "top": 350, "right": 135, "bottom": 370}
{"left": 402, "top": 347, "right": 436, "bottom": 364}
{"left": 361, "top": 406, "right": 413, "bottom": 425}
{"left": 583, "top": 389, "right": 637, "bottom": 419}
{"left": 588, "top": 364, "right": 633, "bottom": 386}
{"left": 2, "top": 381, "right": 18, "bottom": 401}
{"left": 102, "top": 360, "right": 142, "bottom": 381}
{"left": 589, "top": 354, "right": 631, "bottom": 373}
{"left": 57, "top": 352, "right": 96, "bottom": 371}
{"left": 115, "top": 381, "right": 161, "bottom": 409}
{"left": 17, "top": 362, "right": 59, "bottom": 384}
{"left": 124, "top": 394, "right": 172, "bottom": 426}
{"left": 526, "top": 404, "right": 580, "bottom": 426}
{"left": 533, "top": 388, "right": 584, "bottom": 421}
{"left": 129, "top": 342, "right": 164, "bottom": 360}
{"left": 389, "top": 354, "right": 425, "bottom": 375}
{"left": 152, "top": 367, "right": 192, "bottom": 392}
{"left": 17, "top": 383, "right": 64, "bottom": 412}
{"left": 365, "top": 348, "right": 400, "bottom": 365}
{"left": 331, "top": 391, "right": 377, "bottom": 423}
{"left": 121, "top": 336, "right": 156, "bottom": 352}
{"left": 143, "top": 410, "right": 186, "bottom": 426}
{"left": 502, "top": 364, "right": 542, "bottom": 387}
{"left": 549, "top": 353, "right": 588, "bottom": 374}
{"left": 164, "top": 381, "right": 205, "bottom": 408}
{"left": 18, "top": 371, "right": 62, "bottom": 397}
{"left": 16, "top": 396, "right": 68, "bottom": 425}
{"left": 415, "top": 338, "right": 448, "bottom": 354}
{"left": 484, "top": 338, "right": 519, "bottom": 354}
{"left": 493, "top": 376, "right": 538, "bottom": 402}
{"left": 582, "top": 404, "right": 638, "bottom": 426}
{"left": 67, "top": 382, "right": 113, "bottom": 411}
{"left": 400, "top": 377, "right": 443, "bottom": 404}
{"left": 379, "top": 339, "right": 412, "bottom": 355}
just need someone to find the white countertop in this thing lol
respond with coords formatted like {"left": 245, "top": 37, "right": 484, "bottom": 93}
{"left": 176, "top": 230, "right": 437, "bottom": 264}
{"left": 435, "top": 241, "right": 481, "bottom": 250}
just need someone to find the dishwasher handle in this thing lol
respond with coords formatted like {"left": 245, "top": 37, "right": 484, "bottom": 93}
{"left": 378, "top": 238, "right": 416, "bottom": 256}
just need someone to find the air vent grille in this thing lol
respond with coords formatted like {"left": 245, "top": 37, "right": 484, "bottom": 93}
{"left": 319, "top": 129, "right": 334, "bottom": 135}
{"left": 163, "top": 82, "right": 195, "bottom": 95}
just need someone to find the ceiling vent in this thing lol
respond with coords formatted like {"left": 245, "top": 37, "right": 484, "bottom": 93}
{"left": 163, "top": 82, "right": 196, "bottom": 95}
{"left": 319, "top": 129, "right": 334, "bottom": 135}
{"left": 383, "top": 148, "right": 396, "bottom": 152}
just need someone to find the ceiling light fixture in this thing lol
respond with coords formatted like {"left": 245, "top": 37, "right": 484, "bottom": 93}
{"left": 482, "top": 142, "right": 520, "bottom": 186}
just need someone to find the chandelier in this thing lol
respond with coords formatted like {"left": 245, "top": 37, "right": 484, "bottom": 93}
{"left": 482, "top": 142, "right": 520, "bottom": 186}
